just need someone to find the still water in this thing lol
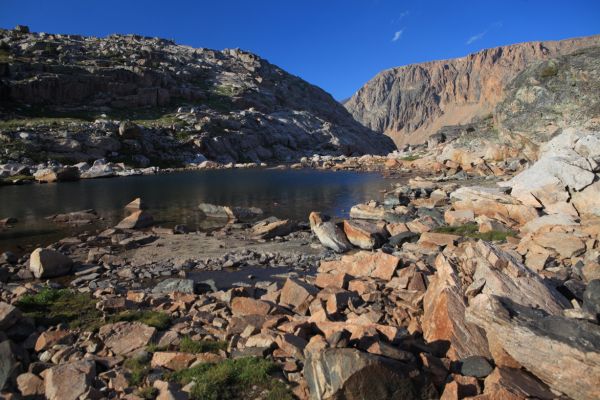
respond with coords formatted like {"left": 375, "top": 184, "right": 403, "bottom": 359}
{"left": 0, "top": 168, "right": 401, "bottom": 253}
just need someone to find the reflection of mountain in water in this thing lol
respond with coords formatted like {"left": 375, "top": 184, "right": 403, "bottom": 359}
{"left": 0, "top": 169, "right": 403, "bottom": 252}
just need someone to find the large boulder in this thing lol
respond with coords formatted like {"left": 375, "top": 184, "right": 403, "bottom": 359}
{"left": 303, "top": 348, "right": 423, "bottom": 400}
{"left": 343, "top": 220, "right": 388, "bottom": 249}
{"left": 450, "top": 186, "right": 538, "bottom": 226}
{"left": 44, "top": 360, "right": 96, "bottom": 400}
{"left": 29, "top": 248, "right": 73, "bottom": 278}
{"left": 33, "top": 166, "right": 79, "bottom": 183}
{"left": 0, "top": 302, "right": 21, "bottom": 330}
{"left": 252, "top": 219, "right": 297, "bottom": 239}
{"left": 98, "top": 322, "right": 156, "bottom": 355}
{"left": 467, "top": 294, "right": 600, "bottom": 400}
{"left": 505, "top": 129, "right": 600, "bottom": 215}
{"left": 309, "top": 212, "right": 352, "bottom": 253}
{"left": 422, "top": 254, "right": 491, "bottom": 360}
{"left": 0, "top": 341, "right": 27, "bottom": 390}
{"left": 461, "top": 241, "right": 571, "bottom": 314}
{"left": 118, "top": 120, "right": 143, "bottom": 139}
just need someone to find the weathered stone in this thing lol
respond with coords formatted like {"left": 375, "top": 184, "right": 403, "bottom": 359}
{"left": 151, "top": 352, "right": 197, "bottom": 371}
{"left": 99, "top": 322, "right": 156, "bottom": 355}
{"left": 118, "top": 120, "right": 142, "bottom": 139}
{"left": 467, "top": 294, "right": 600, "bottom": 400}
{"left": 349, "top": 203, "right": 386, "bottom": 220}
{"left": 29, "top": 247, "right": 73, "bottom": 278}
{"left": 115, "top": 210, "right": 154, "bottom": 229}
{"left": 252, "top": 219, "right": 297, "bottom": 239}
{"left": 582, "top": 279, "right": 600, "bottom": 318}
{"left": 532, "top": 231, "right": 586, "bottom": 258}
{"left": 422, "top": 254, "right": 490, "bottom": 360}
{"left": 0, "top": 340, "right": 26, "bottom": 390}
{"left": 35, "top": 329, "right": 72, "bottom": 352}
{"left": 444, "top": 210, "right": 474, "bottom": 226}
{"left": 33, "top": 166, "right": 79, "bottom": 183}
{"left": 459, "top": 356, "right": 493, "bottom": 378}
{"left": 464, "top": 241, "right": 571, "bottom": 314}
{"left": 279, "top": 278, "right": 318, "bottom": 310}
{"left": 315, "top": 272, "right": 350, "bottom": 289}
{"left": 451, "top": 186, "right": 538, "bottom": 226}
{"left": 343, "top": 220, "right": 388, "bottom": 249}
{"left": 418, "top": 232, "right": 459, "bottom": 247}
{"left": 0, "top": 302, "right": 21, "bottom": 330}
{"left": 483, "top": 367, "right": 554, "bottom": 400}
{"left": 304, "top": 348, "right": 420, "bottom": 400}
{"left": 319, "top": 251, "right": 399, "bottom": 281}
{"left": 388, "top": 231, "right": 419, "bottom": 247}
{"left": 125, "top": 197, "right": 146, "bottom": 212}
{"left": 309, "top": 212, "right": 352, "bottom": 253}
{"left": 16, "top": 372, "right": 44, "bottom": 396}
{"left": 231, "top": 297, "right": 272, "bottom": 316}
{"left": 520, "top": 213, "right": 578, "bottom": 234}
{"left": 153, "top": 278, "right": 195, "bottom": 294}
{"left": 44, "top": 360, "right": 96, "bottom": 400}
{"left": 275, "top": 333, "right": 307, "bottom": 360}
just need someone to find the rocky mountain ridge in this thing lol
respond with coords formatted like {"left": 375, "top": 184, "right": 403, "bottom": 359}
{"left": 0, "top": 26, "right": 395, "bottom": 165}
{"left": 345, "top": 34, "right": 600, "bottom": 147}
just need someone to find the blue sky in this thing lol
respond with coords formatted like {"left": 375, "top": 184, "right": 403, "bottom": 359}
{"left": 1, "top": 1, "right": 599, "bottom": 100}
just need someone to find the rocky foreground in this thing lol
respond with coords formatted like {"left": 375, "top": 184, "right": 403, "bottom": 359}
{"left": 0, "top": 128, "right": 599, "bottom": 399}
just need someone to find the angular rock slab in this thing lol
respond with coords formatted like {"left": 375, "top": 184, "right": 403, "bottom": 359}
{"left": 319, "top": 251, "right": 399, "bottom": 281}
{"left": 465, "top": 241, "right": 571, "bottom": 314}
{"left": 422, "top": 254, "right": 491, "bottom": 360}
{"left": 467, "top": 294, "right": 600, "bottom": 400}
{"left": 99, "top": 322, "right": 156, "bottom": 355}
{"left": 304, "top": 348, "right": 421, "bottom": 400}
{"left": 45, "top": 360, "right": 96, "bottom": 400}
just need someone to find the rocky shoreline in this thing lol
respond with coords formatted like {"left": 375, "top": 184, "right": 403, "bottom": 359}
{"left": 0, "top": 128, "right": 599, "bottom": 399}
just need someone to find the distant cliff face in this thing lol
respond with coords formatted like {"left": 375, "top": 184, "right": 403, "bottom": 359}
{"left": 0, "top": 27, "right": 394, "bottom": 165}
{"left": 345, "top": 35, "right": 600, "bottom": 146}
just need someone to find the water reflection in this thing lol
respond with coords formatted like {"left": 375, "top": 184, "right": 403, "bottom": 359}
{"left": 0, "top": 168, "right": 401, "bottom": 252}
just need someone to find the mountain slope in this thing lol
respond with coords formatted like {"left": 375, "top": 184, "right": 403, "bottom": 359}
{"left": 344, "top": 34, "right": 600, "bottom": 146}
{"left": 0, "top": 26, "right": 395, "bottom": 165}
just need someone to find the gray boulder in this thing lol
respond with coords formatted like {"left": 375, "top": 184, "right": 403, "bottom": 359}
{"left": 303, "top": 348, "right": 422, "bottom": 400}
{"left": 29, "top": 248, "right": 73, "bottom": 279}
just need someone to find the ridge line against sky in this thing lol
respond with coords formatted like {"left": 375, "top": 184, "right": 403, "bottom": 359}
{"left": 1, "top": 0, "right": 599, "bottom": 100}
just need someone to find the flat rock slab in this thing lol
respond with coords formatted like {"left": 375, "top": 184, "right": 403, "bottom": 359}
{"left": 467, "top": 294, "right": 600, "bottom": 400}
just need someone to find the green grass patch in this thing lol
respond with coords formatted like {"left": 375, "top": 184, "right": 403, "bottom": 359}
{"left": 2, "top": 174, "right": 34, "bottom": 185}
{"left": 401, "top": 154, "right": 421, "bottom": 161}
{"left": 124, "top": 356, "right": 151, "bottom": 386}
{"left": 136, "top": 386, "right": 158, "bottom": 399}
{"left": 16, "top": 288, "right": 103, "bottom": 330}
{"left": 108, "top": 310, "right": 171, "bottom": 330}
{"left": 169, "top": 357, "right": 293, "bottom": 400}
{"left": 179, "top": 337, "right": 227, "bottom": 354}
{"left": 434, "top": 222, "right": 517, "bottom": 241}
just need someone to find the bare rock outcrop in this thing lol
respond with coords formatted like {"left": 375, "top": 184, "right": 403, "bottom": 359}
{"left": 345, "top": 35, "right": 600, "bottom": 146}
{"left": 467, "top": 294, "right": 600, "bottom": 400}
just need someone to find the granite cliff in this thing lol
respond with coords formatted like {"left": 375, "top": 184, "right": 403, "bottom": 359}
{"left": 345, "top": 34, "right": 600, "bottom": 146}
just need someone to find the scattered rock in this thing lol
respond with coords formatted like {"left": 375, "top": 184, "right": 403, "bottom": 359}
{"left": 29, "top": 248, "right": 73, "bottom": 278}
